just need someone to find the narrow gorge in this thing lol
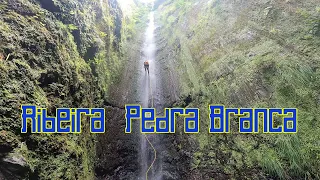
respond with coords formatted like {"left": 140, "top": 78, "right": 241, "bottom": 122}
{"left": 0, "top": 0, "right": 319, "bottom": 180}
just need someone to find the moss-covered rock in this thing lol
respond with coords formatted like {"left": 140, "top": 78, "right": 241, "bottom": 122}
{"left": 0, "top": 0, "right": 143, "bottom": 179}
{"left": 155, "top": 0, "right": 320, "bottom": 179}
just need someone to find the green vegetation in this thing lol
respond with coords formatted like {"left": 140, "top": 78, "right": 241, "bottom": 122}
{"left": 0, "top": 0, "right": 144, "bottom": 179}
{"left": 157, "top": 0, "right": 320, "bottom": 179}
{"left": 1, "top": 0, "right": 318, "bottom": 179}
{"left": 67, "top": 24, "right": 78, "bottom": 31}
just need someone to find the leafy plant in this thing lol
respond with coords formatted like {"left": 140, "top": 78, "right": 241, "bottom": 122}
{"left": 67, "top": 24, "right": 78, "bottom": 31}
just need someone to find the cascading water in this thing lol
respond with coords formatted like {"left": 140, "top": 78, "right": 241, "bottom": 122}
{"left": 137, "top": 11, "right": 164, "bottom": 180}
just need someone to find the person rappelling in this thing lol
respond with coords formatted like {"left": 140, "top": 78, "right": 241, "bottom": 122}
{"left": 144, "top": 60, "right": 149, "bottom": 74}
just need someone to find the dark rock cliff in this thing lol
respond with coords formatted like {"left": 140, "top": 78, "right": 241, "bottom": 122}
{"left": 0, "top": 0, "right": 134, "bottom": 179}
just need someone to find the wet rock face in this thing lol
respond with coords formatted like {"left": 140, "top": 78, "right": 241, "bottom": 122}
{"left": 95, "top": 107, "right": 139, "bottom": 180}
{"left": 37, "top": 0, "right": 62, "bottom": 13}
{"left": 0, "top": 152, "right": 30, "bottom": 179}
{"left": 0, "top": 0, "right": 127, "bottom": 179}
{"left": 155, "top": 0, "right": 320, "bottom": 179}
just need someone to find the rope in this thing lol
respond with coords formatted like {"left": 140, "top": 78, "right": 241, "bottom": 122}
{"left": 145, "top": 134, "right": 156, "bottom": 180}
{"left": 145, "top": 74, "right": 157, "bottom": 180}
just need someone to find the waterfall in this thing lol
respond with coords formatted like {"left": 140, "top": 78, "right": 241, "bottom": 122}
{"left": 138, "top": 11, "right": 163, "bottom": 180}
